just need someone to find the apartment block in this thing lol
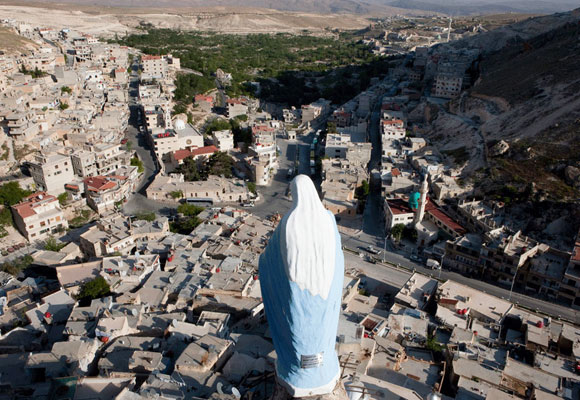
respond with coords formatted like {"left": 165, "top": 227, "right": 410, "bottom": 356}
{"left": 212, "top": 130, "right": 234, "bottom": 152}
{"left": 11, "top": 192, "right": 68, "bottom": 241}
{"left": 28, "top": 153, "right": 75, "bottom": 196}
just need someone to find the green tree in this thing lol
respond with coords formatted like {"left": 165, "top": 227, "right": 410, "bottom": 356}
{"left": 355, "top": 180, "right": 369, "bottom": 200}
{"left": 134, "top": 212, "right": 156, "bottom": 222}
{"left": 78, "top": 276, "right": 111, "bottom": 302}
{"left": 0, "top": 207, "right": 12, "bottom": 227}
{"left": 0, "top": 255, "right": 33, "bottom": 277}
{"left": 207, "top": 152, "right": 234, "bottom": 178}
{"left": 170, "top": 216, "right": 202, "bottom": 234}
{"left": 177, "top": 203, "right": 204, "bottom": 217}
{"left": 60, "top": 86, "right": 72, "bottom": 94}
{"left": 205, "top": 118, "right": 231, "bottom": 135}
{"left": 44, "top": 236, "right": 66, "bottom": 252}
{"left": 391, "top": 224, "right": 405, "bottom": 241}
{"left": 170, "top": 190, "right": 183, "bottom": 199}
{"left": 247, "top": 182, "right": 257, "bottom": 194}
{"left": 57, "top": 192, "right": 68, "bottom": 206}
{"left": 0, "top": 182, "right": 32, "bottom": 206}
{"left": 126, "top": 140, "right": 133, "bottom": 151}
{"left": 59, "top": 102, "right": 69, "bottom": 110}
{"left": 130, "top": 157, "right": 144, "bottom": 173}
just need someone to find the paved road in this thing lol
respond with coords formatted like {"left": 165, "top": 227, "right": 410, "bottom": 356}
{"left": 121, "top": 66, "right": 168, "bottom": 216}
{"left": 340, "top": 240, "right": 580, "bottom": 323}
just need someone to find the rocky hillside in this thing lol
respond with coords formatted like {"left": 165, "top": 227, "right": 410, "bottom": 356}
{"left": 421, "top": 9, "right": 580, "bottom": 245}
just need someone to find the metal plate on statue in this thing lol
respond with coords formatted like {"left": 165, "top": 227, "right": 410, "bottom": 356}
{"left": 300, "top": 352, "right": 323, "bottom": 369}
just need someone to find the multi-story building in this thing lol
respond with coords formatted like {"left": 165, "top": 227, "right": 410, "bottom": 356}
{"left": 226, "top": 98, "right": 248, "bottom": 119}
{"left": 143, "top": 103, "right": 171, "bottom": 130}
{"left": 141, "top": 54, "right": 180, "bottom": 79}
{"left": 444, "top": 234, "right": 483, "bottom": 275}
{"left": 301, "top": 99, "right": 331, "bottom": 124}
{"left": 84, "top": 175, "right": 134, "bottom": 215}
{"left": 561, "top": 229, "right": 580, "bottom": 309}
{"left": 28, "top": 153, "right": 75, "bottom": 196}
{"left": 71, "top": 144, "right": 125, "bottom": 177}
{"left": 381, "top": 119, "right": 406, "bottom": 141}
{"left": 433, "top": 72, "right": 463, "bottom": 99}
{"left": 149, "top": 121, "right": 204, "bottom": 171}
{"left": 325, "top": 133, "right": 351, "bottom": 159}
{"left": 146, "top": 174, "right": 249, "bottom": 204}
{"left": 11, "top": 192, "right": 68, "bottom": 241}
{"left": 212, "top": 130, "right": 234, "bottom": 152}
{"left": 479, "top": 229, "right": 540, "bottom": 286}
{"left": 141, "top": 55, "right": 167, "bottom": 78}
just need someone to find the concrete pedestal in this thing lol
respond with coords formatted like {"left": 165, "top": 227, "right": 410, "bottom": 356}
{"left": 271, "top": 378, "right": 349, "bottom": 400}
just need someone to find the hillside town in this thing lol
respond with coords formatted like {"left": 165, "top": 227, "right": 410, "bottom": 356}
{"left": 0, "top": 9, "right": 579, "bottom": 400}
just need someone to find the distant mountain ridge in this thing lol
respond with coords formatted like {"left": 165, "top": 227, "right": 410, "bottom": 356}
{"left": 382, "top": 0, "right": 578, "bottom": 15}
{"left": 9, "top": 0, "right": 578, "bottom": 15}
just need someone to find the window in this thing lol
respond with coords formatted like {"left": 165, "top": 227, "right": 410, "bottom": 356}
{"left": 29, "top": 224, "right": 34, "bottom": 228}
{"left": 40, "top": 221, "right": 46, "bottom": 227}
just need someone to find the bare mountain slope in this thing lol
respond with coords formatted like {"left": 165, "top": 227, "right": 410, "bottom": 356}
{"left": 3, "top": 0, "right": 410, "bottom": 15}
{"left": 425, "top": 10, "right": 580, "bottom": 203}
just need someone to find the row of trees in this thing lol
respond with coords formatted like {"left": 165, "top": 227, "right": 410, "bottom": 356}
{"left": 175, "top": 152, "right": 235, "bottom": 181}
{"left": 117, "top": 29, "right": 389, "bottom": 108}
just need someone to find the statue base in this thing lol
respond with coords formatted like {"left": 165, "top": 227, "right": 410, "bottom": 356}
{"left": 271, "top": 378, "right": 349, "bottom": 400}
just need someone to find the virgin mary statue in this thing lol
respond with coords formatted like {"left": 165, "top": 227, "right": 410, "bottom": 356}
{"left": 259, "top": 174, "right": 344, "bottom": 397}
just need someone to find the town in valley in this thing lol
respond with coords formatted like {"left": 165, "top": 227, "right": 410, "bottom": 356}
{"left": 0, "top": 2, "right": 579, "bottom": 399}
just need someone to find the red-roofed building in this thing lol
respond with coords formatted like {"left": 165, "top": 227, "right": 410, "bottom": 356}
{"left": 424, "top": 201, "right": 466, "bottom": 238}
{"left": 227, "top": 98, "right": 248, "bottom": 118}
{"left": 194, "top": 94, "right": 214, "bottom": 112}
{"left": 384, "top": 196, "right": 466, "bottom": 238}
{"left": 141, "top": 54, "right": 180, "bottom": 78}
{"left": 11, "top": 192, "right": 68, "bottom": 241}
{"left": 384, "top": 198, "right": 415, "bottom": 229}
{"left": 83, "top": 175, "right": 133, "bottom": 215}
{"left": 169, "top": 146, "right": 220, "bottom": 172}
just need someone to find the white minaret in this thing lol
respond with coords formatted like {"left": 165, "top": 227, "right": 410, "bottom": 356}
{"left": 414, "top": 173, "right": 429, "bottom": 227}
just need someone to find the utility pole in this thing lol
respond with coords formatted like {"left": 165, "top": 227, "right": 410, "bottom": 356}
{"left": 508, "top": 266, "right": 517, "bottom": 301}
{"left": 383, "top": 236, "right": 387, "bottom": 263}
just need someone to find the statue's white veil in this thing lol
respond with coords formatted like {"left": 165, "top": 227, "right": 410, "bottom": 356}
{"left": 280, "top": 175, "right": 336, "bottom": 300}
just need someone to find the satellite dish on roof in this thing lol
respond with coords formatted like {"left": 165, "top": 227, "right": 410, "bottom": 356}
{"left": 171, "top": 319, "right": 178, "bottom": 328}
{"left": 231, "top": 387, "right": 241, "bottom": 399}
{"left": 216, "top": 382, "right": 224, "bottom": 395}
{"left": 131, "top": 309, "right": 138, "bottom": 317}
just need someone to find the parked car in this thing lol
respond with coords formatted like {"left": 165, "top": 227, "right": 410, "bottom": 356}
{"left": 242, "top": 201, "right": 255, "bottom": 208}
{"left": 121, "top": 138, "right": 128, "bottom": 144}
{"left": 367, "top": 245, "right": 380, "bottom": 255}
{"left": 410, "top": 254, "right": 421, "bottom": 262}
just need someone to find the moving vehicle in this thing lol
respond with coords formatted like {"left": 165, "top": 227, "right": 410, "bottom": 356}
{"left": 287, "top": 168, "right": 294, "bottom": 179}
{"left": 426, "top": 258, "right": 441, "bottom": 270}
